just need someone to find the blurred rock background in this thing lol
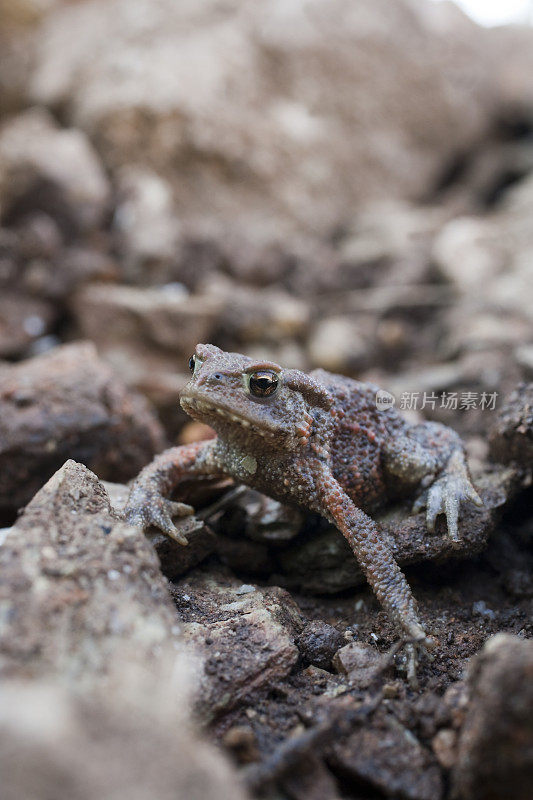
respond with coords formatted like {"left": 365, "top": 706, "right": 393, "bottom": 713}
{"left": 1, "top": 0, "right": 532, "bottom": 456}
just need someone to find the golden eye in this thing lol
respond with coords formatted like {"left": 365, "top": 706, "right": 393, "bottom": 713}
{"left": 248, "top": 370, "right": 279, "bottom": 397}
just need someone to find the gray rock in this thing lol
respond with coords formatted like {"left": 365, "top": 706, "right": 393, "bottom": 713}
{"left": 330, "top": 709, "right": 443, "bottom": 800}
{"left": 174, "top": 571, "right": 302, "bottom": 720}
{"left": 453, "top": 634, "right": 533, "bottom": 800}
{"left": 296, "top": 621, "right": 345, "bottom": 671}
{"left": 332, "top": 641, "right": 388, "bottom": 688}
{"left": 0, "top": 460, "right": 248, "bottom": 800}
{"left": 30, "top": 0, "right": 502, "bottom": 239}
{"left": 0, "top": 459, "right": 179, "bottom": 683}
{"left": 0, "top": 342, "right": 164, "bottom": 513}
{"left": 489, "top": 382, "right": 533, "bottom": 468}
{"left": 0, "top": 676, "right": 250, "bottom": 800}
{"left": 0, "top": 108, "right": 110, "bottom": 231}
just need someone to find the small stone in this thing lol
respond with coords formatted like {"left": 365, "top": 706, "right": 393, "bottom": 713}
{"left": 0, "top": 108, "right": 110, "bottom": 231}
{"left": 332, "top": 641, "right": 387, "bottom": 687}
{"left": 307, "top": 316, "right": 369, "bottom": 373}
{"left": 432, "top": 728, "right": 457, "bottom": 770}
{"left": 471, "top": 600, "right": 496, "bottom": 620}
{"left": 235, "top": 584, "right": 256, "bottom": 595}
{"left": 295, "top": 621, "right": 344, "bottom": 671}
{"left": 221, "top": 724, "right": 260, "bottom": 764}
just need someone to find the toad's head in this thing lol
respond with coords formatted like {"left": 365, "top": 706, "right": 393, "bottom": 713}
{"left": 180, "top": 344, "right": 333, "bottom": 451}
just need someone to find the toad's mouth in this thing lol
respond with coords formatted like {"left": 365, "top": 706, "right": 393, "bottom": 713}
{"left": 180, "top": 393, "right": 278, "bottom": 439}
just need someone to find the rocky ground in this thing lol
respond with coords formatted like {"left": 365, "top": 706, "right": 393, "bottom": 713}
{"left": 1, "top": 1, "right": 533, "bottom": 799}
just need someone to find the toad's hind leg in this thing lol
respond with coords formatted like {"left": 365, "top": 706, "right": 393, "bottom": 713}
{"left": 316, "top": 470, "right": 433, "bottom": 651}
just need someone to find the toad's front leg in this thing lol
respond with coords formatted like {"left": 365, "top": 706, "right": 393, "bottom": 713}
{"left": 383, "top": 422, "right": 482, "bottom": 541}
{"left": 124, "top": 440, "right": 221, "bottom": 543}
{"left": 316, "top": 468, "right": 433, "bottom": 653}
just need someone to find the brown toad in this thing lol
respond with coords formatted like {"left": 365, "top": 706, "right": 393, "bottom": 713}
{"left": 125, "top": 344, "right": 482, "bottom": 659}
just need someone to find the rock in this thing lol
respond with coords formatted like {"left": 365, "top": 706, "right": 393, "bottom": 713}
{"left": 0, "top": 676, "right": 250, "bottom": 800}
{"left": 0, "top": 212, "right": 116, "bottom": 307}
{"left": 432, "top": 728, "right": 457, "bottom": 770}
{"left": 173, "top": 571, "right": 301, "bottom": 720}
{"left": 433, "top": 217, "right": 501, "bottom": 294}
{"left": 515, "top": 344, "right": 533, "bottom": 379}
{"left": 329, "top": 710, "right": 443, "bottom": 800}
{"left": 486, "top": 24, "right": 533, "bottom": 115}
{"left": 296, "top": 621, "right": 344, "bottom": 671}
{"left": 0, "top": 290, "right": 55, "bottom": 357}
{"left": 433, "top": 175, "right": 533, "bottom": 362}
{"left": 332, "top": 641, "right": 388, "bottom": 688}
{"left": 489, "top": 382, "right": 533, "bottom": 468}
{"left": 0, "top": 460, "right": 178, "bottom": 683}
{"left": 0, "top": 108, "right": 110, "bottom": 231}
{"left": 30, "top": 0, "right": 501, "bottom": 238}
{"left": 278, "top": 465, "right": 516, "bottom": 593}
{"left": 0, "top": 342, "right": 164, "bottom": 514}
{"left": 201, "top": 276, "right": 310, "bottom": 349}
{"left": 0, "top": 0, "right": 48, "bottom": 115}
{"left": 214, "top": 488, "right": 303, "bottom": 545}
{"left": 0, "top": 459, "right": 249, "bottom": 799}
{"left": 453, "top": 634, "right": 533, "bottom": 800}
{"left": 113, "top": 165, "right": 182, "bottom": 272}
{"left": 307, "top": 316, "right": 370, "bottom": 373}
{"left": 71, "top": 283, "right": 219, "bottom": 410}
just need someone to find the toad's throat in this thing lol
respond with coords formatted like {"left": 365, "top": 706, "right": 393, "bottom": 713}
{"left": 180, "top": 394, "right": 278, "bottom": 439}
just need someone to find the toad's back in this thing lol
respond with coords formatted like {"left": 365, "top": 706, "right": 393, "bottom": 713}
{"left": 311, "top": 369, "right": 406, "bottom": 512}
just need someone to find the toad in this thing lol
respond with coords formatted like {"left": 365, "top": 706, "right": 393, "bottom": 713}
{"left": 125, "top": 344, "right": 482, "bottom": 662}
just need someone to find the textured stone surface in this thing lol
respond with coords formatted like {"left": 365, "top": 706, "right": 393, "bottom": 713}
{"left": 0, "top": 108, "right": 110, "bottom": 230}
{"left": 295, "top": 620, "right": 345, "bottom": 671}
{"left": 0, "top": 342, "right": 164, "bottom": 513}
{"left": 0, "top": 676, "right": 250, "bottom": 800}
{"left": 332, "top": 641, "right": 387, "bottom": 687}
{"left": 29, "top": 0, "right": 499, "bottom": 237}
{"left": 0, "top": 460, "right": 177, "bottom": 684}
{"left": 173, "top": 570, "right": 301, "bottom": 720}
{"left": 453, "top": 634, "right": 533, "bottom": 800}
{"left": 489, "top": 382, "right": 533, "bottom": 468}
{"left": 330, "top": 709, "right": 443, "bottom": 800}
{"left": 0, "top": 458, "right": 249, "bottom": 800}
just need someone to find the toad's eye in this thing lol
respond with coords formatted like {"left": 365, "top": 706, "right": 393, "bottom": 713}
{"left": 189, "top": 354, "right": 201, "bottom": 374}
{"left": 248, "top": 370, "right": 279, "bottom": 398}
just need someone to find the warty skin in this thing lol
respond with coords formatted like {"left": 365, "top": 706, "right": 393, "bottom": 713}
{"left": 125, "top": 343, "right": 482, "bottom": 673}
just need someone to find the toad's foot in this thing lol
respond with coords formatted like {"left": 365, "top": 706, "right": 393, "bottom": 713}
{"left": 413, "top": 451, "right": 483, "bottom": 542}
{"left": 125, "top": 492, "right": 196, "bottom": 545}
{"left": 402, "top": 640, "right": 435, "bottom": 688}
{"left": 390, "top": 628, "right": 436, "bottom": 688}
